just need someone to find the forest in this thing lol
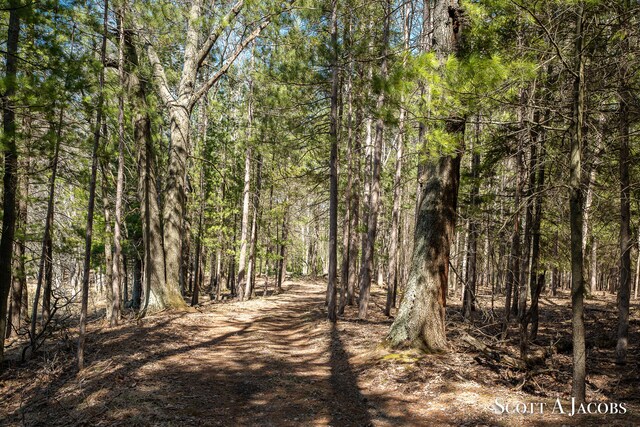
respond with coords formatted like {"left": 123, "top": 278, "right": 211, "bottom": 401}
{"left": 1, "top": 0, "right": 639, "bottom": 425}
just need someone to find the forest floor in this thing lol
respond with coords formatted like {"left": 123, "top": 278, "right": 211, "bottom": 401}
{"left": 1, "top": 278, "right": 640, "bottom": 426}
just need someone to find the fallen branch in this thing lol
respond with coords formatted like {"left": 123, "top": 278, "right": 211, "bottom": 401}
{"left": 459, "top": 331, "right": 526, "bottom": 369}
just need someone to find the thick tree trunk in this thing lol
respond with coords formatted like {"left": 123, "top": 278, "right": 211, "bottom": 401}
{"left": 162, "top": 108, "right": 191, "bottom": 307}
{"left": 387, "top": 135, "right": 463, "bottom": 351}
{"left": 126, "top": 31, "right": 174, "bottom": 313}
{"left": 387, "top": 0, "right": 464, "bottom": 351}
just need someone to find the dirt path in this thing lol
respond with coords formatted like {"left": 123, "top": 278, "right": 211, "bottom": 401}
{"left": 2, "top": 279, "right": 639, "bottom": 426}
{"left": 2, "top": 280, "right": 394, "bottom": 426}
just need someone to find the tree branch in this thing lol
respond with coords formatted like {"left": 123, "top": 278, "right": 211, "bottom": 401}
{"left": 195, "top": 0, "right": 245, "bottom": 68}
{"left": 190, "top": 18, "right": 271, "bottom": 108}
{"left": 145, "top": 42, "right": 176, "bottom": 107}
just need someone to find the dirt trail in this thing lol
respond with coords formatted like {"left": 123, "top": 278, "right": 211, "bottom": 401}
{"left": 1, "top": 280, "right": 400, "bottom": 426}
{"left": 2, "top": 279, "right": 639, "bottom": 426}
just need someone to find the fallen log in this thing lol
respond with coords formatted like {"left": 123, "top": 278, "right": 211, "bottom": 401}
{"left": 459, "top": 332, "right": 526, "bottom": 369}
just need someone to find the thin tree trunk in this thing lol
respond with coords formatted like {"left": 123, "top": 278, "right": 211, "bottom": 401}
{"left": 616, "top": 5, "right": 632, "bottom": 364}
{"left": 385, "top": 2, "right": 410, "bottom": 317}
{"left": 582, "top": 167, "right": 596, "bottom": 297}
{"left": 102, "top": 168, "right": 114, "bottom": 322}
{"left": 237, "top": 145, "right": 252, "bottom": 300}
{"left": 327, "top": 0, "right": 340, "bottom": 322}
{"left": 634, "top": 230, "right": 640, "bottom": 300}
{"left": 569, "top": 2, "right": 586, "bottom": 403}
{"left": 0, "top": 0, "right": 22, "bottom": 363}
{"left": 463, "top": 119, "right": 480, "bottom": 319}
{"left": 358, "top": 0, "right": 390, "bottom": 319}
{"left": 246, "top": 154, "right": 262, "bottom": 299}
{"left": 110, "top": 4, "right": 127, "bottom": 326}
{"left": 277, "top": 210, "right": 288, "bottom": 292}
{"left": 528, "top": 112, "right": 546, "bottom": 342}
{"left": 78, "top": 0, "right": 108, "bottom": 370}
{"left": 7, "top": 156, "right": 28, "bottom": 338}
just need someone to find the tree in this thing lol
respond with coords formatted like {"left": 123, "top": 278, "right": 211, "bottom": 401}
{"left": 0, "top": 0, "right": 24, "bottom": 363}
{"left": 78, "top": 0, "right": 109, "bottom": 370}
{"left": 386, "top": 0, "right": 465, "bottom": 351}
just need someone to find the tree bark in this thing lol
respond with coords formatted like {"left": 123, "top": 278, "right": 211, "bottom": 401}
{"left": 358, "top": 0, "right": 390, "bottom": 319}
{"left": 6, "top": 156, "right": 28, "bottom": 339}
{"left": 124, "top": 27, "right": 173, "bottom": 313}
{"left": 0, "top": 0, "right": 22, "bottom": 363}
{"left": 327, "top": 0, "right": 339, "bottom": 322}
{"left": 616, "top": 3, "right": 632, "bottom": 364}
{"left": 277, "top": 210, "right": 289, "bottom": 292}
{"left": 569, "top": 1, "right": 586, "bottom": 403}
{"left": 246, "top": 154, "right": 262, "bottom": 299}
{"left": 78, "top": 0, "right": 108, "bottom": 370}
{"left": 386, "top": 130, "right": 463, "bottom": 351}
{"left": 386, "top": 0, "right": 464, "bottom": 351}
{"left": 385, "top": 2, "right": 409, "bottom": 318}
{"left": 110, "top": 4, "right": 127, "bottom": 325}
{"left": 237, "top": 145, "right": 252, "bottom": 300}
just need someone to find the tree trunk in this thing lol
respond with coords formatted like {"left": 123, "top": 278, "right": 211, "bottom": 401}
{"left": 569, "top": 2, "right": 586, "bottom": 403}
{"left": 358, "top": 0, "right": 390, "bottom": 319}
{"left": 0, "top": 0, "right": 22, "bottom": 363}
{"left": 132, "top": 258, "right": 142, "bottom": 309}
{"left": 386, "top": 132, "right": 463, "bottom": 351}
{"left": 7, "top": 156, "right": 28, "bottom": 338}
{"left": 78, "top": 0, "right": 108, "bottom": 370}
{"left": 102, "top": 169, "right": 114, "bottom": 323}
{"left": 504, "top": 154, "right": 522, "bottom": 329}
{"left": 110, "top": 5, "right": 127, "bottom": 325}
{"left": 634, "top": 230, "right": 640, "bottom": 300}
{"left": 277, "top": 210, "right": 289, "bottom": 292}
{"left": 246, "top": 154, "right": 262, "bottom": 299}
{"left": 339, "top": 15, "right": 354, "bottom": 316}
{"left": 582, "top": 167, "right": 596, "bottom": 297}
{"left": 385, "top": 3, "right": 409, "bottom": 318}
{"left": 327, "top": 0, "right": 339, "bottom": 322}
{"left": 125, "top": 30, "right": 174, "bottom": 313}
{"left": 463, "top": 122, "right": 480, "bottom": 319}
{"left": 387, "top": 0, "right": 464, "bottom": 351}
{"left": 616, "top": 5, "right": 632, "bottom": 364}
{"left": 528, "top": 112, "right": 546, "bottom": 342}
{"left": 237, "top": 146, "right": 252, "bottom": 300}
